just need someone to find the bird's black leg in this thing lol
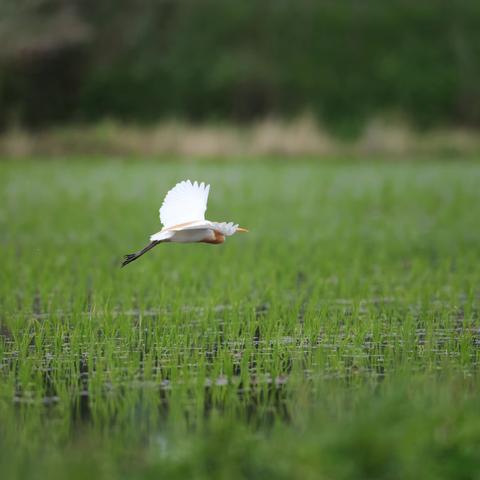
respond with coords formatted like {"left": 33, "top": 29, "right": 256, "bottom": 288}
{"left": 121, "top": 241, "right": 160, "bottom": 267}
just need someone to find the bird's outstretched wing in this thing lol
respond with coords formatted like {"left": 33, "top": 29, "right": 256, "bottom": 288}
{"left": 159, "top": 180, "right": 210, "bottom": 228}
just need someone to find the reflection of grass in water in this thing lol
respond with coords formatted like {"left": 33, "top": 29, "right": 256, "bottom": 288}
{"left": 1, "top": 159, "right": 480, "bottom": 478}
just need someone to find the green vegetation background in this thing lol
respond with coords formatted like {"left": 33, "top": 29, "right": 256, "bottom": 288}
{"left": 2, "top": 0, "right": 480, "bottom": 133}
{"left": 1, "top": 160, "right": 480, "bottom": 479}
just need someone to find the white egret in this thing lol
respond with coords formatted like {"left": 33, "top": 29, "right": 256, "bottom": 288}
{"left": 122, "top": 180, "right": 248, "bottom": 267}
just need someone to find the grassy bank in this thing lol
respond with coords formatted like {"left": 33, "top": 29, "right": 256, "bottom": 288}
{"left": 2, "top": 119, "right": 480, "bottom": 159}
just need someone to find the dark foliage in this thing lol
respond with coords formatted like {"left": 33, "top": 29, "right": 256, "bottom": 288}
{"left": 1, "top": 0, "right": 480, "bottom": 133}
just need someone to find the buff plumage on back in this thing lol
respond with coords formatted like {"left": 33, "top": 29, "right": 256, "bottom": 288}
{"left": 159, "top": 180, "right": 210, "bottom": 228}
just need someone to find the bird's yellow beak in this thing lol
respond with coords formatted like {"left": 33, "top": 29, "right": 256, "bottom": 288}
{"left": 237, "top": 227, "right": 249, "bottom": 233}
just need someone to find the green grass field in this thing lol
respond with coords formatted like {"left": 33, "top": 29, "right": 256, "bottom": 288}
{"left": 1, "top": 159, "right": 480, "bottom": 479}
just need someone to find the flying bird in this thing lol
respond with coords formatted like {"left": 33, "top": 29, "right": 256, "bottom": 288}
{"left": 122, "top": 180, "right": 248, "bottom": 267}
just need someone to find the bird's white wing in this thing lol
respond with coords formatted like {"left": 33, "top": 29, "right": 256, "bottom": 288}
{"left": 159, "top": 180, "right": 210, "bottom": 228}
{"left": 166, "top": 220, "right": 213, "bottom": 231}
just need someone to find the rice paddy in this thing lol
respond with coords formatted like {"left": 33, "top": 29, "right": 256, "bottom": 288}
{"left": 1, "top": 159, "right": 480, "bottom": 479}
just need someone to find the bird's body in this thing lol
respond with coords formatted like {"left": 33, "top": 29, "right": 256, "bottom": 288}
{"left": 122, "top": 180, "right": 247, "bottom": 267}
{"left": 168, "top": 228, "right": 218, "bottom": 243}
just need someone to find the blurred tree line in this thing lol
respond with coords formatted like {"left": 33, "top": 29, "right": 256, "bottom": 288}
{"left": 1, "top": 0, "right": 480, "bottom": 133}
